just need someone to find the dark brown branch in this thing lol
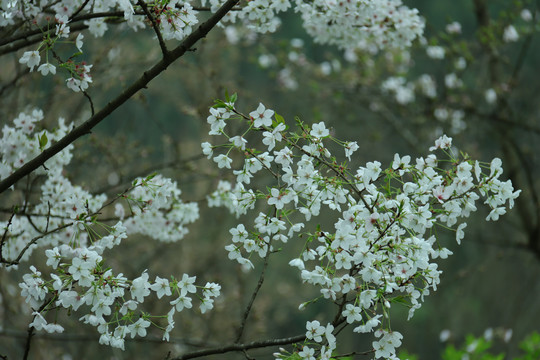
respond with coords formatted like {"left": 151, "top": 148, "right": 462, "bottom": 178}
{"left": 501, "top": 133, "right": 540, "bottom": 260}
{"left": 333, "top": 350, "right": 375, "bottom": 358}
{"left": 0, "top": 0, "right": 240, "bottom": 195}
{"left": 0, "top": 23, "right": 90, "bottom": 57}
{"left": 1, "top": 329, "right": 305, "bottom": 360}
{"left": 69, "top": 0, "right": 91, "bottom": 21}
{"left": 2, "top": 222, "right": 72, "bottom": 266}
{"left": 171, "top": 334, "right": 307, "bottom": 360}
{"left": 0, "top": 6, "right": 235, "bottom": 49}
{"left": 472, "top": 0, "right": 499, "bottom": 84}
{"left": 0, "top": 208, "right": 17, "bottom": 264}
{"left": 0, "top": 0, "right": 60, "bottom": 45}
{"left": 138, "top": 0, "right": 169, "bottom": 57}
{"left": 472, "top": 0, "right": 490, "bottom": 28}
{"left": 82, "top": 90, "right": 95, "bottom": 116}
{"left": 235, "top": 237, "right": 273, "bottom": 343}
{"left": 22, "top": 324, "right": 35, "bottom": 360}
{"left": 22, "top": 301, "right": 49, "bottom": 360}
{"left": 0, "top": 11, "right": 129, "bottom": 48}
{"left": 0, "top": 328, "right": 217, "bottom": 347}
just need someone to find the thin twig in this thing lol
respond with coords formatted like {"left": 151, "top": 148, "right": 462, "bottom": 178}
{"left": 0, "top": 5, "right": 237, "bottom": 49}
{"left": 2, "top": 222, "right": 72, "bottom": 267}
{"left": 138, "top": 0, "right": 169, "bottom": 58}
{"left": 0, "top": 208, "right": 18, "bottom": 264}
{"left": 69, "top": 0, "right": 91, "bottom": 21}
{"left": 332, "top": 350, "right": 375, "bottom": 358}
{"left": 235, "top": 236, "right": 274, "bottom": 343}
{"left": 22, "top": 325, "right": 34, "bottom": 360}
{"left": 82, "top": 90, "right": 95, "bottom": 116}
{"left": 21, "top": 301, "right": 49, "bottom": 360}
{"left": 0, "top": 24, "right": 90, "bottom": 57}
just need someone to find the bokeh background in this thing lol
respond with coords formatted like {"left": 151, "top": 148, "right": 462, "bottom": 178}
{"left": 1, "top": 1, "right": 539, "bottom": 359}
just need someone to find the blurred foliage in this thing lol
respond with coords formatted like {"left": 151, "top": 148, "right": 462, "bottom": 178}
{"left": 399, "top": 330, "right": 540, "bottom": 360}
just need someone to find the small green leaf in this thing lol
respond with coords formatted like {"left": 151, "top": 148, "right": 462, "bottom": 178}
{"left": 145, "top": 172, "right": 157, "bottom": 181}
{"left": 38, "top": 132, "right": 48, "bottom": 151}
{"left": 390, "top": 295, "right": 409, "bottom": 305}
{"left": 213, "top": 99, "right": 227, "bottom": 108}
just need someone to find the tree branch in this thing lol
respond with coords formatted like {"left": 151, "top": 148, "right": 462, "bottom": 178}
{"left": 1, "top": 222, "right": 72, "bottom": 266}
{"left": 0, "top": 0, "right": 240, "bottom": 195}
{"left": 0, "top": 328, "right": 218, "bottom": 347}
{"left": 0, "top": 5, "right": 236, "bottom": 49}
{"left": 22, "top": 325, "right": 34, "bottom": 360}
{"left": 235, "top": 237, "right": 273, "bottom": 343}
{"left": 0, "top": 208, "right": 17, "bottom": 264}
{"left": 138, "top": 0, "right": 169, "bottom": 57}
{"left": 171, "top": 334, "right": 307, "bottom": 360}
{"left": 0, "top": 23, "right": 90, "bottom": 57}
{"left": 69, "top": 0, "right": 91, "bottom": 21}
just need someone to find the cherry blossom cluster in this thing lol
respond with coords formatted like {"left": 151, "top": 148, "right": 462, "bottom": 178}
{"left": 294, "top": 0, "right": 424, "bottom": 51}
{"left": 1, "top": 1, "right": 528, "bottom": 358}
{"left": 248, "top": 5, "right": 537, "bottom": 138}
{"left": 14, "top": 8, "right": 90, "bottom": 91}
{"left": 0, "top": 109, "right": 216, "bottom": 348}
{"left": 5, "top": 0, "right": 425, "bottom": 93}
{"left": 201, "top": 96, "right": 520, "bottom": 359}
{"left": 151, "top": 2, "right": 199, "bottom": 40}
{"left": 115, "top": 174, "right": 200, "bottom": 243}
{"left": 0, "top": 111, "right": 199, "bottom": 266}
{"left": 377, "top": 6, "right": 537, "bottom": 133}
{"left": 208, "top": 0, "right": 424, "bottom": 51}
{"left": 20, "top": 246, "right": 220, "bottom": 349}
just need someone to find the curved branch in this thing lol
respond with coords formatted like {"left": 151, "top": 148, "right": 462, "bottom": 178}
{"left": 171, "top": 334, "right": 307, "bottom": 360}
{"left": 0, "top": 0, "right": 240, "bottom": 195}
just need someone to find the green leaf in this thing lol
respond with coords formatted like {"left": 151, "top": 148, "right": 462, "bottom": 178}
{"left": 397, "top": 350, "right": 418, "bottom": 360}
{"left": 390, "top": 295, "right": 409, "bottom": 305}
{"left": 38, "top": 132, "right": 48, "bottom": 151}
{"left": 442, "top": 344, "right": 464, "bottom": 360}
{"left": 213, "top": 99, "right": 227, "bottom": 108}
{"left": 516, "top": 331, "right": 540, "bottom": 360}
{"left": 145, "top": 172, "right": 157, "bottom": 181}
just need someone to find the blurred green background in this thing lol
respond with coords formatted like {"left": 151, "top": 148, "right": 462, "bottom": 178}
{"left": 1, "top": 1, "right": 540, "bottom": 359}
